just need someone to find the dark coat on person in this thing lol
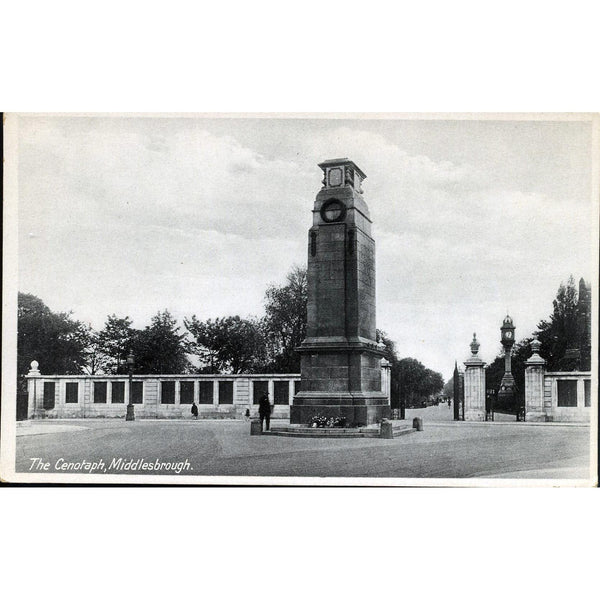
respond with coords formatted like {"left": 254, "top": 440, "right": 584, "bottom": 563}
{"left": 191, "top": 403, "right": 198, "bottom": 416}
{"left": 258, "top": 395, "right": 271, "bottom": 417}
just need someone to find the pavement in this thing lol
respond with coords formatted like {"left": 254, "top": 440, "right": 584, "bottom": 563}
{"left": 13, "top": 406, "right": 594, "bottom": 481}
{"left": 16, "top": 421, "right": 90, "bottom": 436}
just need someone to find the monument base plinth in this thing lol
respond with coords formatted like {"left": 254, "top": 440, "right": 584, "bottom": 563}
{"left": 524, "top": 411, "right": 546, "bottom": 422}
{"left": 290, "top": 392, "right": 390, "bottom": 426}
{"left": 464, "top": 409, "right": 486, "bottom": 421}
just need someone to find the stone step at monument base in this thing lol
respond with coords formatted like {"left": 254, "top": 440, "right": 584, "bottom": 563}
{"left": 390, "top": 425, "right": 416, "bottom": 437}
{"left": 262, "top": 422, "right": 415, "bottom": 439}
{"left": 266, "top": 426, "right": 379, "bottom": 438}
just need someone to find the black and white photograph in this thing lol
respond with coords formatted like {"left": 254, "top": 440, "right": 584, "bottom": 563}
{"left": 2, "top": 6, "right": 599, "bottom": 600}
{"left": 1, "top": 113, "right": 597, "bottom": 485}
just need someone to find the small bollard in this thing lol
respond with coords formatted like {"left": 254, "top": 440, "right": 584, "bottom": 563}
{"left": 380, "top": 419, "right": 393, "bottom": 439}
{"left": 412, "top": 417, "right": 423, "bottom": 431}
{"left": 250, "top": 419, "right": 262, "bottom": 435}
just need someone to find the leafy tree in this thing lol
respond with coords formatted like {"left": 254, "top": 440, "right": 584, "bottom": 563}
{"left": 484, "top": 276, "right": 587, "bottom": 400}
{"left": 97, "top": 315, "right": 136, "bottom": 374}
{"left": 423, "top": 369, "right": 444, "bottom": 399}
{"left": 442, "top": 377, "right": 454, "bottom": 398}
{"left": 81, "top": 326, "right": 111, "bottom": 375}
{"left": 133, "top": 310, "right": 191, "bottom": 374}
{"left": 377, "top": 329, "right": 399, "bottom": 363}
{"left": 185, "top": 267, "right": 306, "bottom": 375}
{"left": 17, "top": 293, "right": 89, "bottom": 383}
{"left": 396, "top": 357, "right": 444, "bottom": 407}
{"left": 536, "top": 275, "right": 581, "bottom": 371}
{"left": 262, "top": 265, "right": 307, "bottom": 372}
{"left": 375, "top": 330, "right": 444, "bottom": 408}
{"left": 185, "top": 315, "right": 266, "bottom": 374}
{"left": 377, "top": 329, "right": 402, "bottom": 409}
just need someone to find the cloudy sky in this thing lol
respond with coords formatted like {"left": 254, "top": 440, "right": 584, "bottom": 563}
{"left": 15, "top": 115, "right": 595, "bottom": 380}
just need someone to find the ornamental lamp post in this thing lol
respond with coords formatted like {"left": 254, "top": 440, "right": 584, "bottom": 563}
{"left": 498, "top": 315, "right": 517, "bottom": 419}
{"left": 126, "top": 352, "right": 135, "bottom": 421}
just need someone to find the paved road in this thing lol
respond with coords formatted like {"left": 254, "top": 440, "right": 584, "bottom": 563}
{"left": 405, "top": 403, "right": 526, "bottom": 423}
{"left": 15, "top": 414, "right": 592, "bottom": 480}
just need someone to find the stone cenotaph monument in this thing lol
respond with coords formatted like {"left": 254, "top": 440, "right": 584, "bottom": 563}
{"left": 290, "top": 158, "right": 390, "bottom": 426}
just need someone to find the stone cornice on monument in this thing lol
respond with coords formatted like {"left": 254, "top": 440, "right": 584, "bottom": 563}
{"left": 297, "top": 335, "right": 387, "bottom": 356}
{"left": 295, "top": 391, "right": 389, "bottom": 404}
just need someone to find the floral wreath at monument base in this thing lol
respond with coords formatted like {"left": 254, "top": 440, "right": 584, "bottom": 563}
{"left": 309, "top": 415, "right": 347, "bottom": 428}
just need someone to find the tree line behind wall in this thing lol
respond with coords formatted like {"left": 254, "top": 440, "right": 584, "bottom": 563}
{"left": 377, "top": 332, "right": 445, "bottom": 409}
{"left": 441, "top": 276, "right": 590, "bottom": 401}
{"left": 18, "top": 272, "right": 586, "bottom": 405}
{"left": 17, "top": 266, "right": 309, "bottom": 386}
{"left": 16, "top": 265, "right": 446, "bottom": 405}
{"left": 484, "top": 275, "right": 591, "bottom": 398}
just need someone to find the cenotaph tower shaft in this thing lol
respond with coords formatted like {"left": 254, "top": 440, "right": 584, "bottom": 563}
{"left": 290, "top": 158, "right": 390, "bottom": 426}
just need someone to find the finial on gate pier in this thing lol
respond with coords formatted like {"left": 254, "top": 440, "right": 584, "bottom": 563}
{"left": 527, "top": 332, "right": 546, "bottom": 366}
{"left": 28, "top": 360, "right": 41, "bottom": 376}
{"left": 470, "top": 333, "right": 480, "bottom": 356}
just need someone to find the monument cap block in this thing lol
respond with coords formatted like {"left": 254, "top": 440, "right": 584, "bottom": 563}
{"left": 318, "top": 157, "right": 367, "bottom": 191}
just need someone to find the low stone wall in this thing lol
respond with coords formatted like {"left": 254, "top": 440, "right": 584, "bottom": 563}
{"left": 541, "top": 372, "right": 592, "bottom": 423}
{"left": 523, "top": 339, "right": 592, "bottom": 423}
{"left": 26, "top": 373, "right": 301, "bottom": 420}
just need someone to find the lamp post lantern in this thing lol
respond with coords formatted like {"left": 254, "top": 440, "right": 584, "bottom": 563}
{"left": 126, "top": 352, "right": 135, "bottom": 421}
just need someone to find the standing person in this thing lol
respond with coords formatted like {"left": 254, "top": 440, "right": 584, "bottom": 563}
{"left": 258, "top": 393, "right": 271, "bottom": 432}
{"left": 191, "top": 401, "right": 198, "bottom": 420}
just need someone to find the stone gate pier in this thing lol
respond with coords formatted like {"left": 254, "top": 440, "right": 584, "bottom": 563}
{"left": 460, "top": 334, "right": 592, "bottom": 423}
{"left": 463, "top": 333, "right": 486, "bottom": 421}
